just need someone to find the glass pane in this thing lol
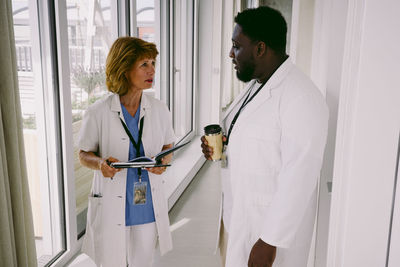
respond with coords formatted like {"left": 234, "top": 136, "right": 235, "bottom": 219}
{"left": 136, "top": 0, "right": 155, "bottom": 43}
{"left": 135, "top": 0, "right": 160, "bottom": 100}
{"left": 66, "top": 0, "right": 118, "bottom": 237}
{"left": 12, "top": 0, "right": 64, "bottom": 265}
{"left": 172, "top": 0, "right": 194, "bottom": 141}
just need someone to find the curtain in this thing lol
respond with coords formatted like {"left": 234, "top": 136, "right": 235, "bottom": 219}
{"left": 220, "top": 0, "right": 246, "bottom": 110}
{"left": 0, "top": 0, "right": 38, "bottom": 266}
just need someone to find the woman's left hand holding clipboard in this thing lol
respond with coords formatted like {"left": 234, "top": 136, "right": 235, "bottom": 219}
{"left": 146, "top": 144, "right": 173, "bottom": 175}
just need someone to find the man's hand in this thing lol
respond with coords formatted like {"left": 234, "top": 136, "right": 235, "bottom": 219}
{"left": 200, "top": 135, "right": 226, "bottom": 160}
{"left": 248, "top": 239, "right": 276, "bottom": 267}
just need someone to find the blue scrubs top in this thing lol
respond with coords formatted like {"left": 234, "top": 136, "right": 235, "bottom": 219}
{"left": 121, "top": 103, "right": 156, "bottom": 226}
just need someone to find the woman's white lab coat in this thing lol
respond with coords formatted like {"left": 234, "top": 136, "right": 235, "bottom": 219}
{"left": 221, "top": 59, "right": 329, "bottom": 267}
{"left": 79, "top": 93, "right": 175, "bottom": 267}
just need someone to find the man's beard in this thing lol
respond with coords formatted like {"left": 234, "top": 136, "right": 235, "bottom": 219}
{"left": 236, "top": 60, "right": 255, "bottom": 82}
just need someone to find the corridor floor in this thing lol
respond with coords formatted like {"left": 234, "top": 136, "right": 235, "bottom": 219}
{"left": 153, "top": 161, "right": 222, "bottom": 267}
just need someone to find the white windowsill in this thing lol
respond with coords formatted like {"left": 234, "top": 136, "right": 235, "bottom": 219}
{"left": 164, "top": 136, "right": 206, "bottom": 210}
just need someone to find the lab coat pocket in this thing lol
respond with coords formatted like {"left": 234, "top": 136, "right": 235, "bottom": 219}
{"left": 247, "top": 194, "right": 273, "bottom": 249}
{"left": 252, "top": 193, "right": 273, "bottom": 206}
{"left": 242, "top": 128, "right": 280, "bottom": 172}
{"left": 82, "top": 196, "right": 103, "bottom": 263}
{"left": 87, "top": 196, "right": 103, "bottom": 230}
{"left": 246, "top": 125, "right": 280, "bottom": 143}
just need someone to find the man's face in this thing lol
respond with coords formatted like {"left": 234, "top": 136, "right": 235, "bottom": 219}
{"left": 229, "top": 24, "right": 256, "bottom": 82}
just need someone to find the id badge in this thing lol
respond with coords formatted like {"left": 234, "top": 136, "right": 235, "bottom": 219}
{"left": 133, "top": 181, "right": 147, "bottom": 205}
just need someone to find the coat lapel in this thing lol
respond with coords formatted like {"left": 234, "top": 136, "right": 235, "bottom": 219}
{"left": 140, "top": 92, "right": 151, "bottom": 120}
{"left": 222, "top": 81, "right": 255, "bottom": 125}
{"left": 231, "top": 58, "right": 294, "bottom": 130}
{"left": 139, "top": 93, "right": 156, "bottom": 157}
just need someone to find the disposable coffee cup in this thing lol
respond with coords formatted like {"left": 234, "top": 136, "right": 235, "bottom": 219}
{"left": 204, "top": 124, "right": 223, "bottom": 161}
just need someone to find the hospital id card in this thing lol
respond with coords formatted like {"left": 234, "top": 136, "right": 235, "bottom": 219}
{"left": 133, "top": 181, "right": 147, "bottom": 205}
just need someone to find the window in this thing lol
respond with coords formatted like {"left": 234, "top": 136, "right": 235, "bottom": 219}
{"left": 170, "top": 0, "right": 196, "bottom": 141}
{"left": 132, "top": 0, "right": 160, "bottom": 99}
{"left": 11, "top": 0, "right": 197, "bottom": 265}
{"left": 133, "top": 0, "right": 197, "bottom": 142}
{"left": 135, "top": 0, "right": 156, "bottom": 42}
{"left": 12, "top": 0, "right": 65, "bottom": 265}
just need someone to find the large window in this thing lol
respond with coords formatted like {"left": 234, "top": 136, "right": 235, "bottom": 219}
{"left": 170, "top": 0, "right": 196, "bottom": 141}
{"left": 135, "top": 0, "right": 156, "bottom": 42}
{"left": 11, "top": 0, "right": 197, "bottom": 265}
{"left": 12, "top": 0, "right": 65, "bottom": 265}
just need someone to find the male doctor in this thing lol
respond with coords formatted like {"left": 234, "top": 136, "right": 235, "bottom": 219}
{"left": 201, "top": 6, "right": 329, "bottom": 267}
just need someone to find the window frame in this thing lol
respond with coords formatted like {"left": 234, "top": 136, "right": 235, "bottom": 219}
{"left": 51, "top": 0, "right": 123, "bottom": 264}
{"left": 169, "top": 0, "right": 197, "bottom": 144}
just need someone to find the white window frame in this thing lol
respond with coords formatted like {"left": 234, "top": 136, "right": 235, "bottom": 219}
{"left": 169, "top": 0, "right": 197, "bottom": 143}
{"left": 27, "top": 0, "right": 66, "bottom": 262}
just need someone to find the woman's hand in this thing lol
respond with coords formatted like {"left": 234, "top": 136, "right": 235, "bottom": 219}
{"left": 79, "top": 150, "right": 121, "bottom": 179}
{"left": 146, "top": 156, "right": 169, "bottom": 175}
{"left": 99, "top": 156, "right": 121, "bottom": 178}
{"left": 146, "top": 144, "right": 173, "bottom": 175}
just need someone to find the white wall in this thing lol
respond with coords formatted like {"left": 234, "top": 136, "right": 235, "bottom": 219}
{"left": 309, "top": 0, "right": 349, "bottom": 266}
{"left": 327, "top": 0, "right": 400, "bottom": 266}
{"left": 388, "top": 151, "right": 400, "bottom": 266}
{"left": 294, "top": 0, "right": 315, "bottom": 75}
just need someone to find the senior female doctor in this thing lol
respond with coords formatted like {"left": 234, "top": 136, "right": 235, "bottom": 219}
{"left": 78, "top": 37, "right": 175, "bottom": 267}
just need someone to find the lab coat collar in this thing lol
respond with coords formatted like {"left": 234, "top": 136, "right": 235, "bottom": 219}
{"left": 139, "top": 93, "right": 151, "bottom": 120}
{"left": 264, "top": 57, "right": 293, "bottom": 91}
{"left": 222, "top": 57, "right": 294, "bottom": 135}
{"left": 110, "top": 92, "right": 151, "bottom": 120}
{"left": 222, "top": 58, "right": 294, "bottom": 123}
{"left": 222, "top": 80, "right": 257, "bottom": 123}
{"left": 238, "top": 58, "right": 294, "bottom": 119}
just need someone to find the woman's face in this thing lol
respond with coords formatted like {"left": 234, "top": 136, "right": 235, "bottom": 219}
{"left": 126, "top": 57, "right": 156, "bottom": 92}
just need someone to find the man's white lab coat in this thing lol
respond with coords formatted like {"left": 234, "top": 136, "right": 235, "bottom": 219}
{"left": 220, "top": 59, "right": 329, "bottom": 267}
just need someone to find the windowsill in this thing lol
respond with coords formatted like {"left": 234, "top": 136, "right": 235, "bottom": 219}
{"left": 163, "top": 136, "right": 206, "bottom": 210}
{"left": 66, "top": 136, "right": 205, "bottom": 267}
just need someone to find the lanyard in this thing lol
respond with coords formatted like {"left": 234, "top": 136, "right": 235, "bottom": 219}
{"left": 119, "top": 115, "right": 144, "bottom": 180}
{"left": 225, "top": 80, "right": 267, "bottom": 146}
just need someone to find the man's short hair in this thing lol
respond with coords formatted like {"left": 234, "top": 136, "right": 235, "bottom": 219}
{"left": 234, "top": 6, "right": 287, "bottom": 53}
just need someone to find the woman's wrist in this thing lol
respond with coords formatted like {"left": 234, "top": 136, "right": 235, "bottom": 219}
{"left": 98, "top": 158, "right": 105, "bottom": 170}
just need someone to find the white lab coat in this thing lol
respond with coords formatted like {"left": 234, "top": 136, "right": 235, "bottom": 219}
{"left": 78, "top": 93, "right": 175, "bottom": 267}
{"left": 219, "top": 59, "right": 329, "bottom": 267}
